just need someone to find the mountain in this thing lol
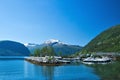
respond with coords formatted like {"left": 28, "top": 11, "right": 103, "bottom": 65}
{"left": 81, "top": 25, "right": 120, "bottom": 53}
{"left": 0, "top": 40, "right": 30, "bottom": 56}
{"left": 24, "top": 43, "right": 41, "bottom": 54}
{"left": 25, "top": 39, "right": 82, "bottom": 56}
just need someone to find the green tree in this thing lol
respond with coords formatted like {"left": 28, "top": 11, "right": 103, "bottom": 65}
{"left": 58, "top": 51, "right": 62, "bottom": 56}
{"left": 34, "top": 46, "right": 55, "bottom": 57}
{"left": 30, "top": 54, "right": 34, "bottom": 56}
{"left": 34, "top": 48, "right": 41, "bottom": 57}
{"left": 40, "top": 46, "right": 48, "bottom": 56}
{"left": 46, "top": 46, "right": 55, "bottom": 56}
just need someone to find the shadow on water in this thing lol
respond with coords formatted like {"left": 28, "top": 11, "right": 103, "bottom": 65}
{"left": 86, "top": 62, "right": 120, "bottom": 80}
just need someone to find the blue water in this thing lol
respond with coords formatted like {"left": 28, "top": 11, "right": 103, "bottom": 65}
{"left": 0, "top": 57, "right": 100, "bottom": 80}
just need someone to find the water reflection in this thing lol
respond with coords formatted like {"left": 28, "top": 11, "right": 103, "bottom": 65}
{"left": 89, "top": 62, "right": 120, "bottom": 80}
{"left": 41, "top": 66, "right": 54, "bottom": 80}
{"left": 24, "top": 61, "right": 100, "bottom": 80}
{"left": 24, "top": 61, "right": 54, "bottom": 80}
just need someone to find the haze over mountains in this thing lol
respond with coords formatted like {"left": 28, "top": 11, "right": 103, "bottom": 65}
{"left": 25, "top": 39, "right": 82, "bottom": 56}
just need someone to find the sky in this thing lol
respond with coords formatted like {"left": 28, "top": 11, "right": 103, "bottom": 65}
{"left": 0, "top": 0, "right": 120, "bottom": 46}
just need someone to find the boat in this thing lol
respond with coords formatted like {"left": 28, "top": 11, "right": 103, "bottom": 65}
{"left": 83, "top": 56, "right": 111, "bottom": 63}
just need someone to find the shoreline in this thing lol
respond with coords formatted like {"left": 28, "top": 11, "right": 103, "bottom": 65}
{"left": 25, "top": 57, "right": 70, "bottom": 66}
{"left": 25, "top": 58, "right": 65, "bottom": 66}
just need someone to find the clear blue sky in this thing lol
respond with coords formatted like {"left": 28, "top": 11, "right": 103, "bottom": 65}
{"left": 0, "top": 0, "right": 120, "bottom": 46}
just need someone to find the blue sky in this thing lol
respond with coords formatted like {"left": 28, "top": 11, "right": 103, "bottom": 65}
{"left": 0, "top": 0, "right": 120, "bottom": 46}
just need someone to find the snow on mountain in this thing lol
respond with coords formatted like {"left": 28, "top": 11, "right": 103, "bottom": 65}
{"left": 24, "top": 43, "right": 39, "bottom": 47}
{"left": 24, "top": 39, "right": 65, "bottom": 47}
{"left": 44, "top": 39, "right": 65, "bottom": 44}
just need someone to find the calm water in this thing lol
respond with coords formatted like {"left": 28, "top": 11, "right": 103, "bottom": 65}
{"left": 0, "top": 57, "right": 100, "bottom": 80}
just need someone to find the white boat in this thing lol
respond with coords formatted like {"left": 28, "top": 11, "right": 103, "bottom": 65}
{"left": 83, "top": 56, "right": 111, "bottom": 63}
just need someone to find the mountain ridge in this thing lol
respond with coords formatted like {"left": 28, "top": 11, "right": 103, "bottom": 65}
{"left": 0, "top": 40, "right": 30, "bottom": 56}
{"left": 25, "top": 39, "right": 82, "bottom": 56}
{"left": 81, "top": 25, "right": 120, "bottom": 53}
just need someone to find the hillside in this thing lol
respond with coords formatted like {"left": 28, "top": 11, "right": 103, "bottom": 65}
{"left": 81, "top": 25, "right": 120, "bottom": 53}
{"left": 0, "top": 40, "right": 30, "bottom": 56}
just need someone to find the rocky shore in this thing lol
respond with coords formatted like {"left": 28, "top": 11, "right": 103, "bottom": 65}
{"left": 25, "top": 56, "right": 71, "bottom": 66}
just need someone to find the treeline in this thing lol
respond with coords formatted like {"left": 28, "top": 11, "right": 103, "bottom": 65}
{"left": 30, "top": 46, "right": 55, "bottom": 57}
{"left": 30, "top": 46, "right": 73, "bottom": 57}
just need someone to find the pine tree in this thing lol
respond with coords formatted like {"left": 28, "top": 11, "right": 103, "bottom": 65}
{"left": 33, "top": 46, "right": 56, "bottom": 57}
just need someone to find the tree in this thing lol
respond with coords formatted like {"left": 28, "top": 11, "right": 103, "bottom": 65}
{"left": 34, "top": 48, "right": 41, "bottom": 57}
{"left": 58, "top": 51, "right": 62, "bottom": 56}
{"left": 33, "top": 46, "right": 56, "bottom": 57}
{"left": 40, "top": 46, "right": 48, "bottom": 56}
{"left": 30, "top": 54, "right": 34, "bottom": 56}
{"left": 47, "top": 46, "right": 55, "bottom": 56}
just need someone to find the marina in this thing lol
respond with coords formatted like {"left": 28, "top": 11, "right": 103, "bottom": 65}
{"left": 83, "top": 56, "right": 112, "bottom": 63}
{"left": 25, "top": 55, "right": 113, "bottom": 66}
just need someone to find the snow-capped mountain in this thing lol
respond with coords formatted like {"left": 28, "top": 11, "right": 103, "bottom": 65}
{"left": 25, "top": 39, "right": 83, "bottom": 56}
{"left": 24, "top": 39, "right": 65, "bottom": 47}
{"left": 24, "top": 43, "right": 39, "bottom": 47}
{"left": 42, "top": 39, "right": 67, "bottom": 46}
{"left": 44, "top": 39, "right": 64, "bottom": 45}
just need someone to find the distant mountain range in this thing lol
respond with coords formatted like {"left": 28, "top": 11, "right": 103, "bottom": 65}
{"left": 0, "top": 40, "right": 30, "bottom": 56}
{"left": 25, "top": 39, "right": 82, "bottom": 56}
{"left": 81, "top": 25, "right": 120, "bottom": 53}
{"left": 0, "top": 25, "right": 119, "bottom": 56}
